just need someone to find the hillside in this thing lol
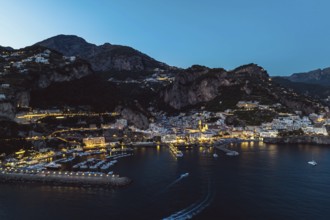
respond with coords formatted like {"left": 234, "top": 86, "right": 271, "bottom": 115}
{"left": 160, "top": 64, "right": 323, "bottom": 115}
{"left": 36, "top": 35, "right": 169, "bottom": 72}
{"left": 0, "top": 35, "right": 327, "bottom": 129}
{"left": 0, "top": 45, "right": 93, "bottom": 118}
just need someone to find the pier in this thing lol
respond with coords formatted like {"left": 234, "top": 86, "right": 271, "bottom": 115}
{"left": 0, "top": 169, "right": 132, "bottom": 188}
{"left": 214, "top": 144, "right": 239, "bottom": 156}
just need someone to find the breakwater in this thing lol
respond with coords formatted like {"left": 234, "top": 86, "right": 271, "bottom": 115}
{"left": 0, "top": 170, "right": 132, "bottom": 188}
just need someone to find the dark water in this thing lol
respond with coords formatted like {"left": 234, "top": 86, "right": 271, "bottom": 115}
{"left": 1, "top": 142, "right": 330, "bottom": 220}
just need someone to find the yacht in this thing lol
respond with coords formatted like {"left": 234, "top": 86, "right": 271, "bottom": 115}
{"left": 308, "top": 160, "right": 317, "bottom": 166}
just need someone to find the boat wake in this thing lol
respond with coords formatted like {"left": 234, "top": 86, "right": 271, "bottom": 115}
{"left": 163, "top": 174, "right": 188, "bottom": 191}
{"left": 162, "top": 181, "right": 215, "bottom": 220}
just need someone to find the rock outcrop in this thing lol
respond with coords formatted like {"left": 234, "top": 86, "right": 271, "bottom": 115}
{"left": 36, "top": 61, "right": 92, "bottom": 88}
{"left": 160, "top": 63, "right": 322, "bottom": 114}
{"left": 116, "top": 106, "right": 149, "bottom": 130}
{"left": 161, "top": 64, "right": 269, "bottom": 110}
{"left": 0, "top": 102, "right": 15, "bottom": 119}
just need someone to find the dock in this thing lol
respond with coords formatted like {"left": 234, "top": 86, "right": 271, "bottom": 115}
{"left": 0, "top": 170, "right": 132, "bottom": 188}
{"left": 214, "top": 144, "right": 239, "bottom": 156}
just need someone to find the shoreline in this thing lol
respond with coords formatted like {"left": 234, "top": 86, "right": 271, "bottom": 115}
{"left": 263, "top": 136, "right": 330, "bottom": 145}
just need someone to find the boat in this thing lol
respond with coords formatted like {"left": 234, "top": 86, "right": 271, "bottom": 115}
{"left": 80, "top": 165, "right": 88, "bottom": 170}
{"left": 44, "top": 162, "right": 62, "bottom": 170}
{"left": 308, "top": 160, "right": 317, "bottom": 166}
{"left": 180, "top": 172, "right": 189, "bottom": 178}
{"left": 226, "top": 151, "right": 239, "bottom": 156}
{"left": 213, "top": 153, "right": 218, "bottom": 158}
{"left": 176, "top": 151, "right": 183, "bottom": 157}
{"left": 100, "top": 161, "right": 116, "bottom": 170}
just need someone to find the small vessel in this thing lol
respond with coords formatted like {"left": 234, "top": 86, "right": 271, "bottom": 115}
{"left": 308, "top": 160, "right": 317, "bottom": 166}
{"left": 226, "top": 151, "right": 239, "bottom": 156}
{"left": 180, "top": 172, "right": 189, "bottom": 178}
{"left": 213, "top": 153, "right": 218, "bottom": 158}
{"left": 176, "top": 151, "right": 183, "bottom": 157}
{"left": 44, "top": 162, "right": 62, "bottom": 170}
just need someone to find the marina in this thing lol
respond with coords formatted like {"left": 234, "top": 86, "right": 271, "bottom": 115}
{"left": 0, "top": 146, "right": 135, "bottom": 188}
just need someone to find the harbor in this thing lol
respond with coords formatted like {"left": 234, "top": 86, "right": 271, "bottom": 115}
{"left": 0, "top": 146, "right": 134, "bottom": 188}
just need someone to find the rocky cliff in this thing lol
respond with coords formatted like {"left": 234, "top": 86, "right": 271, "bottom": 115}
{"left": 36, "top": 35, "right": 168, "bottom": 72}
{"left": 160, "top": 63, "right": 321, "bottom": 114}
{"left": 115, "top": 106, "right": 149, "bottom": 130}
{"left": 35, "top": 60, "right": 92, "bottom": 88}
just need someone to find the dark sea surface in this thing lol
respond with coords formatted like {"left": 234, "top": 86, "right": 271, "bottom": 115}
{"left": 0, "top": 142, "right": 330, "bottom": 220}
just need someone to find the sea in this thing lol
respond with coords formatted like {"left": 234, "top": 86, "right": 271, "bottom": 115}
{"left": 0, "top": 142, "right": 330, "bottom": 220}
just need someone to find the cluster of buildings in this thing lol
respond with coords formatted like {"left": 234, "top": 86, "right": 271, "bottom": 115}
{"left": 9, "top": 99, "right": 330, "bottom": 148}
{"left": 0, "top": 49, "right": 77, "bottom": 76}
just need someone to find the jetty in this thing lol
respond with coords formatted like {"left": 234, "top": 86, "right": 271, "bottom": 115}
{"left": 0, "top": 169, "right": 132, "bottom": 188}
{"left": 214, "top": 144, "right": 239, "bottom": 156}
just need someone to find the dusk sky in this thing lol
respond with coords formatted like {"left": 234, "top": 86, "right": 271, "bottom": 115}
{"left": 0, "top": 0, "right": 330, "bottom": 75}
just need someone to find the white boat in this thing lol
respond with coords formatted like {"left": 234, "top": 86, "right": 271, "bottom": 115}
{"left": 80, "top": 165, "right": 88, "bottom": 170}
{"left": 176, "top": 151, "right": 183, "bottom": 157}
{"left": 226, "top": 151, "right": 239, "bottom": 156}
{"left": 308, "top": 160, "right": 317, "bottom": 166}
{"left": 44, "top": 162, "right": 61, "bottom": 170}
{"left": 213, "top": 153, "right": 218, "bottom": 158}
{"left": 100, "top": 161, "right": 116, "bottom": 170}
{"left": 180, "top": 173, "right": 189, "bottom": 178}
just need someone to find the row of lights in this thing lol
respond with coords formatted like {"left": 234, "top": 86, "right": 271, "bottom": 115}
{"left": 0, "top": 168, "right": 115, "bottom": 178}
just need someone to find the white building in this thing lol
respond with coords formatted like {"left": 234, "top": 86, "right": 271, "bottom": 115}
{"left": 259, "top": 130, "right": 278, "bottom": 138}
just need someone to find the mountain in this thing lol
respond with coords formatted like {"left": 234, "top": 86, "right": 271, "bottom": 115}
{"left": 0, "top": 46, "right": 14, "bottom": 51}
{"left": 0, "top": 35, "right": 327, "bottom": 129}
{"left": 272, "top": 77, "right": 330, "bottom": 100}
{"left": 287, "top": 67, "right": 330, "bottom": 86}
{"left": 160, "top": 64, "right": 322, "bottom": 115}
{"left": 36, "top": 34, "right": 169, "bottom": 72}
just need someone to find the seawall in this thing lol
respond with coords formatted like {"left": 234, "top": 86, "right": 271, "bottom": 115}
{"left": 0, "top": 171, "right": 132, "bottom": 188}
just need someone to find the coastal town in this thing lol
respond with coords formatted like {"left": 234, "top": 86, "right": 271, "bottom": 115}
{"left": 1, "top": 40, "right": 330, "bottom": 189}
{"left": 0, "top": 98, "right": 329, "bottom": 188}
